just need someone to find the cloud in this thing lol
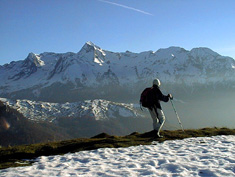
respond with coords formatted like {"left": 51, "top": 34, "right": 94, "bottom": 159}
{"left": 98, "top": 0, "right": 153, "bottom": 16}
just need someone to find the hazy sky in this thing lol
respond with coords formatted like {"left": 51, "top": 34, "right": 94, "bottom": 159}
{"left": 0, "top": 0, "right": 235, "bottom": 65}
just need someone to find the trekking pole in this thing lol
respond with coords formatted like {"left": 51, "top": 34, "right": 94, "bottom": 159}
{"left": 170, "top": 99, "right": 184, "bottom": 132}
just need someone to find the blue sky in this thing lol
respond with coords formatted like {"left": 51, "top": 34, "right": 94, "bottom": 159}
{"left": 0, "top": 0, "right": 235, "bottom": 65}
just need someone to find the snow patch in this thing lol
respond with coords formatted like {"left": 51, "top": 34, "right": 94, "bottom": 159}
{"left": 1, "top": 135, "right": 234, "bottom": 176}
{"left": 94, "top": 57, "right": 104, "bottom": 66}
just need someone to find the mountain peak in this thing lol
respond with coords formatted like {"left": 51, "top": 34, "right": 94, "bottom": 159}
{"left": 156, "top": 46, "right": 186, "bottom": 54}
{"left": 25, "top": 53, "right": 45, "bottom": 67}
{"left": 190, "top": 47, "right": 219, "bottom": 57}
{"left": 86, "top": 41, "right": 96, "bottom": 47}
{"left": 79, "top": 41, "right": 102, "bottom": 54}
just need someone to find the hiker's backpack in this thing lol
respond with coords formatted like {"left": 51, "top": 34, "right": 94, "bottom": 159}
{"left": 140, "top": 87, "right": 154, "bottom": 108}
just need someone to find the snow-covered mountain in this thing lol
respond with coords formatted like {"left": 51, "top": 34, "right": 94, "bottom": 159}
{"left": 0, "top": 97, "right": 152, "bottom": 145}
{"left": 0, "top": 98, "right": 146, "bottom": 123}
{"left": 0, "top": 42, "right": 235, "bottom": 102}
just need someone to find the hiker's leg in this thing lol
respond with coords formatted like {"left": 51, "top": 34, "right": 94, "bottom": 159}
{"left": 148, "top": 108, "right": 159, "bottom": 130}
{"left": 156, "top": 108, "right": 165, "bottom": 136}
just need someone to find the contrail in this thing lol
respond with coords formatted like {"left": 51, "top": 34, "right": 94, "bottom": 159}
{"left": 98, "top": 0, "right": 153, "bottom": 16}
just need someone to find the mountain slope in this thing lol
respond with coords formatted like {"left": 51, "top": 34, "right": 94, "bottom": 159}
{"left": 0, "top": 98, "right": 153, "bottom": 146}
{"left": 0, "top": 100, "right": 70, "bottom": 147}
{"left": 1, "top": 127, "right": 234, "bottom": 170}
{"left": 0, "top": 98, "right": 146, "bottom": 122}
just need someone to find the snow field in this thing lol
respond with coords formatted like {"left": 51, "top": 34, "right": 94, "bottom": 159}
{"left": 1, "top": 135, "right": 234, "bottom": 177}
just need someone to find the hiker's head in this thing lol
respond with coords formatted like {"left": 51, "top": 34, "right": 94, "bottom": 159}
{"left": 153, "top": 78, "right": 161, "bottom": 87}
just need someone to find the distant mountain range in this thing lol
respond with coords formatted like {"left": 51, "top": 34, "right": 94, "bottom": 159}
{"left": 0, "top": 98, "right": 151, "bottom": 146}
{"left": 0, "top": 98, "right": 146, "bottom": 122}
{"left": 0, "top": 42, "right": 234, "bottom": 102}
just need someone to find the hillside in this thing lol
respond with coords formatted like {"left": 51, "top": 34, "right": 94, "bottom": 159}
{"left": 0, "top": 99, "right": 152, "bottom": 147}
{"left": 0, "top": 127, "right": 234, "bottom": 170}
{"left": 0, "top": 100, "right": 71, "bottom": 147}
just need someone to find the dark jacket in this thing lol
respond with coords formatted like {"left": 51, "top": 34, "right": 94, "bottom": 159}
{"left": 151, "top": 85, "right": 169, "bottom": 109}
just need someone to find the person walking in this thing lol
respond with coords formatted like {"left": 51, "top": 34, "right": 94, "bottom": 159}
{"left": 147, "top": 78, "right": 173, "bottom": 137}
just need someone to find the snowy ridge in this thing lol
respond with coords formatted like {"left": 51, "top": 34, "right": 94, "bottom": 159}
{"left": 1, "top": 135, "right": 234, "bottom": 176}
{"left": 0, "top": 98, "right": 146, "bottom": 122}
{"left": 0, "top": 42, "right": 235, "bottom": 97}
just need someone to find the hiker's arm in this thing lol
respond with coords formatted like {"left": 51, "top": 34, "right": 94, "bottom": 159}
{"left": 158, "top": 90, "right": 169, "bottom": 102}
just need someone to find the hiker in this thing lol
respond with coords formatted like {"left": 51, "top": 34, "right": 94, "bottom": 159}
{"left": 140, "top": 78, "right": 173, "bottom": 137}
